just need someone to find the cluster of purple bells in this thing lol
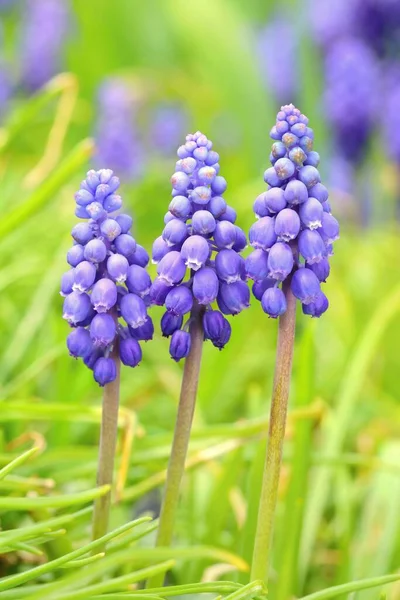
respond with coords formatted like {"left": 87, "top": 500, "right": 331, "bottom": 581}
{"left": 61, "top": 105, "right": 339, "bottom": 386}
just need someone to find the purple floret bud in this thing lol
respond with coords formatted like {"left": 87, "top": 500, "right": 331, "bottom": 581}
{"left": 308, "top": 183, "right": 328, "bottom": 204}
{"left": 252, "top": 278, "right": 275, "bottom": 301}
{"left": 232, "top": 227, "right": 247, "bottom": 252}
{"left": 192, "top": 210, "right": 216, "bottom": 235}
{"left": 150, "top": 277, "right": 172, "bottom": 305}
{"left": 114, "top": 233, "right": 137, "bottom": 258}
{"left": 94, "top": 357, "right": 117, "bottom": 386}
{"left": 67, "top": 327, "right": 93, "bottom": 358}
{"left": 253, "top": 192, "right": 271, "bottom": 218}
{"left": 171, "top": 171, "right": 190, "bottom": 192}
{"left": 190, "top": 186, "right": 211, "bottom": 205}
{"left": 267, "top": 242, "right": 294, "bottom": 281}
{"left": 75, "top": 189, "right": 94, "bottom": 206}
{"left": 157, "top": 250, "right": 187, "bottom": 284}
{"left": 152, "top": 236, "right": 170, "bottom": 264}
{"left": 67, "top": 244, "right": 85, "bottom": 267}
{"left": 193, "top": 267, "right": 219, "bottom": 305}
{"left": 161, "top": 312, "right": 183, "bottom": 337}
{"left": 302, "top": 291, "right": 329, "bottom": 318}
{"left": 219, "top": 281, "right": 250, "bottom": 315}
{"left": 220, "top": 205, "right": 237, "bottom": 224}
{"left": 91, "top": 278, "right": 118, "bottom": 313}
{"left": 63, "top": 291, "right": 92, "bottom": 325}
{"left": 249, "top": 217, "right": 277, "bottom": 251}
{"left": 203, "top": 310, "right": 231, "bottom": 349}
{"left": 72, "top": 261, "right": 97, "bottom": 293}
{"left": 208, "top": 196, "right": 227, "bottom": 218}
{"left": 304, "top": 151, "right": 320, "bottom": 167}
{"left": 169, "top": 329, "right": 191, "bottom": 361}
{"left": 298, "top": 229, "right": 326, "bottom": 264}
{"left": 265, "top": 188, "right": 286, "bottom": 213}
{"left": 306, "top": 259, "right": 330, "bottom": 283}
{"left": 299, "top": 198, "right": 323, "bottom": 229}
{"left": 274, "top": 208, "right": 301, "bottom": 241}
{"left": 264, "top": 167, "right": 282, "bottom": 187}
{"left": 197, "top": 166, "right": 217, "bottom": 185}
{"left": 162, "top": 219, "right": 188, "bottom": 247}
{"left": 71, "top": 223, "right": 94, "bottom": 245}
{"left": 61, "top": 269, "right": 75, "bottom": 296}
{"left": 211, "top": 175, "right": 227, "bottom": 195}
{"left": 318, "top": 213, "right": 339, "bottom": 244}
{"left": 126, "top": 265, "right": 152, "bottom": 298}
{"left": 104, "top": 194, "right": 123, "bottom": 213}
{"left": 245, "top": 249, "right": 269, "bottom": 281}
{"left": 261, "top": 287, "right": 287, "bottom": 318}
{"left": 115, "top": 213, "right": 133, "bottom": 233}
{"left": 274, "top": 157, "right": 295, "bottom": 180}
{"left": 291, "top": 267, "right": 320, "bottom": 304}
{"left": 298, "top": 165, "right": 321, "bottom": 189}
{"left": 120, "top": 337, "right": 142, "bottom": 367}
{"left": 213, "top": 221, "right": 237, "bottom": 250}
{"left": 107, "top": 253, "right": 129, "bottom": 282}
{"left": 86, "top": 202, "right": 106, "bottom": 221}
{"left": 120, "top": 293, "right": 148, "bottom": 329}
{"left": 90, "top": 313, "right": 116, "bottom": 348}
{"left": 283, "top": 180, "right": 308, "bottom": 206}
{"left": 165, "top": 285, "right": 193, "bottom": 315}
{"left": 169, "top": 195, "right": 192, "bottom": 220}
{"left": 84, "top": 239, "right": 107, "bottom": 264}
{"left": 130, "top": 244, "right": 149, "bottom": 268}
{"left": 289, "top": 146, "right": 307, "bottom": 166}
{"left": 180, "top": 236, "right": 209, "bottom": 270}
{"left": 215, "top": 249, "right": 244, "bottom": 283}
{"left": 128, "top": 317, "right": 154, "bottom": 342}
{"left": 100, "top": 218, "right": 122, "bottom": 241}
{"left": 271, "top": 142, "right": 287, "bottom": 159}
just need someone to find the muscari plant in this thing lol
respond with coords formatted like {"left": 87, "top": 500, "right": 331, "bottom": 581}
{"left": 61, "top": 167, "right": 153, "bottom": 542}
{"left": 247, "top": 103, "right": 339, "bottom": 582}
{"left": 148, "top": 130, "right": 249, "bottom": 586}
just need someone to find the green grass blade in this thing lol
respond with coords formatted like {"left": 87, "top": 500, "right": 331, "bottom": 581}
{"left": 298, "top": 574, "right": 400, "bottom": 600}
{"left": 0, "top": 447, "right": 39, "bottom": 481}
{"left": 0, "top": 484, "right": 110, "bottom": 511}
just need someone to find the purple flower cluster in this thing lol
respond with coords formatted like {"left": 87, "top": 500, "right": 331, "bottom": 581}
{"left": 20, "top": 0, "right": 70, "bottom": 92}
{"left": 324, "top": 37, "right": 378, "bottom": 164}
{"left": 246, "top": 104, "right": 339, "bottom": 319}
{"left": 61, "top": 169, "right": 152, "bottom": 386}
{"left": 151, "top": 131, "right": 249, "bottom": 360}
{"left": 95, "top": 78, "right": 143, "bottom": 181}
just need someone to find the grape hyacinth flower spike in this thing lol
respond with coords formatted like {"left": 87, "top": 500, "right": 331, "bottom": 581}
{"left": 61, "top": 168, "right": 152, "bottom": 545}
{"left": 248, "top": 104, "right": 339, "bottom": 583}
{"left": 148, "top": 131, "right": 248, "bottom": 586}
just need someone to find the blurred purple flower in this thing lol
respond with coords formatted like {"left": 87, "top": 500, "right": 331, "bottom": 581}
{"left": 324, "top": 37, "right": 379, "bottom": 164}
{"left": 20, "top": 0, "right": 70, "bottom": 92}
{"left": 382, "top": 66, "right": 400, "bottom": 163}
{"left": 95, "top": 78, "right": 143, "bottom": 181}
{"left": 150, "top": 103, "right": 188, "bottom": 155}
{"left": 256, "top": 15, "right": 298, "bottom": 103}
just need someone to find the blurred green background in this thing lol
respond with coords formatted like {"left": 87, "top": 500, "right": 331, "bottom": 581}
{"left": 0, "top": 1, "right": 400, "bottom": 599}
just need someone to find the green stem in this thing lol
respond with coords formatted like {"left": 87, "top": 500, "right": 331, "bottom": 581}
{"left": 250, "top": 280, "right": 297, "bottom": 583}
{"left": 147, "top": 303, "right": 204, "bottom": 588}
{"left": 92, "top": 343, "right": 121, "bottom": 547}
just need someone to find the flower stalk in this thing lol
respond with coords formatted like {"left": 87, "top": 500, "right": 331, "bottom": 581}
{"left": 147, "top": 302, "right": 204, "bottom": 588}
{"left": 250, "top": 278, "right": 296, "bottom": 583}
{"left": 92, "top": 340, "right": 121, "bottom": 546}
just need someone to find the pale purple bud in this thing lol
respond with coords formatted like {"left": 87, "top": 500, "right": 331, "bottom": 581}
{"left": 211, "top": 175, "right": 227, "bottom": 195}
{"left": 67, "top": 327, "right": 93, "bottom": 358}
{"left": 115, "top": 213, "right": 133, "bottom": 233}
{"left": 299, "top": 165, "right": 321, "bottom": 188}
{"left": 120, "top": 293, "right": 148, "bottom": 329}
{"left": 265, "top": 188, "right": 286, "bottom": 213}
{"left": 214, "top": 221, "right": 237, "bottom": 249}
{"left": 126, "top": 265, "right": 151, "bottom": 298}
{"left": 84, "top": 239, "right": 107, "bottom": 264}
{"left": 215, "top": 249, "right": 244, "bottom": 283}
{"left": 192, "top": 210, "right": 216, "bottom": 235}
{"left": 264, "top": 167, "right": 282, "bottom": 187}
{"left": 72, "top": 261, "right": 97, "bottom": 293}
{"left": 284, "top": 180, "right": 308, "bottom": 206}
{"left": 150, "top": 277, "right": 171, "bottom": 305}
{"left": 86, "top": 202, "right": 106, "bottom": 221}
{"left": 197, "top": 166, "right": 216, "bottom": 185}
{"left": 308, "top": 183, "right": 328, "bottom": 204}
{"left": 90, "top": 313, "right": 116, "bottom": 347}
{"left": 245, "top": 249, "right": 269, "bottom": 281}
{"left": 129, "top": 244, "right": 149, "bottom": 268}
{"left": 274, "top": 157, "right": 295, "bottom": 180}
{"left": 63, "top": 291, "right": 92, "bottom": 325}
{"left": 274, "top": 208, "right": 301, "bottom": 241}
{"left": 114, "top": 233, "right": 137, "bottom": 258}
{"left": 165, "top": 285, "right": 193, "bottom": 315}
{"left": 61, "top": 269, "right": 75, "bottom": 296}
{"left": 107, "top": 254, "right": 129, "bottom": 282}
{"left": 306, "top": 259, "right": 330, "bottom": 282}
{"left": 91, "top": 278, "right": 118, "bottom": 313}
{"left": 252, "top": 278, "right": 275, "bottom": 301}
{"left": 171, "top": 171, "right": 190, "bottom": 192}
{"left": 180, "top": 236, "right": 209, "bottom": 271}
{"left": 253, "top": 192, "right": 272, "bottom": 218}
{"left": 152, "top": 236, "right": 170, "bottom": 264}
{"left": 232, "top": 227, "right": 247, "bottom": 252}
{"left": 162, "top": 219, "right": 188, "bottom": 247}
{"left": 157, "top": 250, "right": 187, "bottom": 284}
{"left": 104, "top": 194, "right": 123, "bottom": 213}
{"left": 261, "top": 287, "right": 287, "bottom": 318}
{"left": 71, "top": 223, "right": 94, "bottom": 245}
{"left": 249, "top": 216, "right": 277, "bottom": 251}
{"left": 75, "top": 189, "right": 94, "bottom": 206}
{"left": 169, "top": 195, "right": 192, "bottom": 220}
{"left": 291, "top": 267, "right": 321, "bottom": 304}
{"left": 67, "top": 244, "right": 85, "bottom": 267}
{"left": 267, "top": 242, "right": 294, "bottom": 281}
{"left": 193, "top": 267, "right": 219, "bottom": 305}
{"left": 190, "top": 186, "right": 211, "bottom": 205}
{"left": 299, "top": 198, "right": 323, "bottom": 229}
{"left": 161, "top": 312, "right": 183, "bottom": 337}
{"left": 298, "top": 229, "right": 326, "bottom": 264}
{"left": 100, "top": 218, "right": 122, "bottom": 242}
{"left": 208, "top": 196, "right": 227, "bottom": 218}
{"left": 319, "top": 213, "right": 339, "bottom": 244}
